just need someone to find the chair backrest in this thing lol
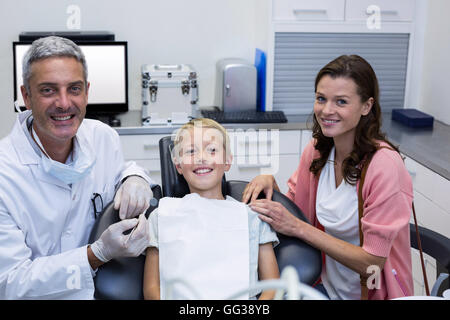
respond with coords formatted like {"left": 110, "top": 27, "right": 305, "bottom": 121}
{"left": 410, "top": 223, "right": 450, "bottom": 296}
{"left": 158, "top": 135, "right": 322, "bottom": 286}
{"left": 88, "top": 184, "right": 162, "bottom": 300}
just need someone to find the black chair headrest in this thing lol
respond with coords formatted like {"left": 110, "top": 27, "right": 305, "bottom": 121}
{"left": 159, "top": 136, "right": 227, "bottom": 198}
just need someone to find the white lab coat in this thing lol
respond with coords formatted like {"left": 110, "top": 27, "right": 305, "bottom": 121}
{"left": 0, "top": 111, "right": 153, "bottom": 299}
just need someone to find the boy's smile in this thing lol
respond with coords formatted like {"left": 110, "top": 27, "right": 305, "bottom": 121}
{"left": 193, "top": 165, "right": 214, "bottom": 176}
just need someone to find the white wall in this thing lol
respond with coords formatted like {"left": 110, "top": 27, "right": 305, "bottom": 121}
{"left": 0, "top": 0, "right": 269, "bottom": 138}
{"left": 418, "top": 0, "right": 450, "bottom": 125}
{"left": 1, "top": 0, "right": 448, "bottom": 139}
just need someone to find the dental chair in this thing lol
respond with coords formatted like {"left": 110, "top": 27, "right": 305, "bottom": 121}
{"left": 410, "top": 223, "right": 450, "bottom": 296}
{"left": 158, "top": 136, "right": 322, "bottom": 287}
{"left": 88, "top": 184, "right": 162, "bottom": 300}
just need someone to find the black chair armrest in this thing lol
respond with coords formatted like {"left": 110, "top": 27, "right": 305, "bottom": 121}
{"left": 410, "top": 223, "right": 450, "bottom": 272}
{"left": 226, "top": 181, "right": 322, "bottom": 286}
{"left": 88, "top": 184, "right": 162, "bottom": 300}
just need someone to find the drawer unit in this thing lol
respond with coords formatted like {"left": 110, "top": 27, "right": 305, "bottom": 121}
{"left": 345, "top": 0, "right": 414, "bottom": 22}
{"left": 272, "top": 0, "right": 414, "bottom": 23}
{"left": 120, "top": 134, "right": 168, "bottom": 186}
{"left": 133, "top": 159, "right": 162, "bottom": 186}
{"left": 300, "top": 129, "right": 312, "bottom": 154}
{"left": 118, "top": 129, "right": 302, "bottom": 195}
{"left": 120, "top": 134, "right": 169, "bottom": 160}
{"left": 403, "top": 154, "right": 449, "bottom": 296}
{"left": 411, "top": 191, "right": 450, "bottom": 239}
{"left": 404, "top": 156, "right": 450, "bottom": 213}
{"left": 228, "top": 129, "right": 301, "bottom": 158}
{"left": 273, "top": 0, "right": 345, "bottom": 21}
{"left": 227, "top": 154, "right": 300, "bottom": 194}
{"left": 411, "top": 248, "right": 438, "bottom": 296}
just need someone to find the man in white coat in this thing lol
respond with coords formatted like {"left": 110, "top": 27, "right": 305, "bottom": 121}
{"left": 0, "top": 36, "right": 154, "bottom": 299}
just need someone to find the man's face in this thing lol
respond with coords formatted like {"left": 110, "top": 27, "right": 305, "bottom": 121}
{"left": 21, "top": 56, "right": 89, "bottom": 148}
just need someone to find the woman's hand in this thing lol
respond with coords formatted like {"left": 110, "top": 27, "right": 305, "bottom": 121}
{"left": 242, "top": 175, "right": 279, "bottom": 204}
{"left": 249, "top": 199, "right": 303, "bottom": 238}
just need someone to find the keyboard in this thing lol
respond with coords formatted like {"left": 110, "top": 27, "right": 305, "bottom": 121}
{"left": 201, "top": 110, "right": 287, "bottom": 124}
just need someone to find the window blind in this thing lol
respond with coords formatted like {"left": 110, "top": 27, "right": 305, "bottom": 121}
{"left": 272, "top": 32, "right": 410, "bottom": 115}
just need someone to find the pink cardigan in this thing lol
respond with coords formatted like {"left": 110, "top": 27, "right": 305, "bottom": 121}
{"left": 286, "top": 139, "right": 414, "bottom": 300}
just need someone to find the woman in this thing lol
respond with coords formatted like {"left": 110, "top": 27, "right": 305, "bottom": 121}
{"left": 243, "top": 55, "right": 413, "bottom": 300}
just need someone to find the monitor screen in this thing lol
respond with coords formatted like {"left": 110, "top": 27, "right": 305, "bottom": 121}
{"left": 13, "top": 41, "right": 128, "bottom": 115}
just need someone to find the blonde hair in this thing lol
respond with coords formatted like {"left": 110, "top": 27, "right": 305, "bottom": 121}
{"left": 172, "top": 118, "right": 231, "bottom": 161}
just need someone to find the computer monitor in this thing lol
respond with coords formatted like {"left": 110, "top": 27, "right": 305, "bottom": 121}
{"left": 13, "top": 41, "right": 128, "bottom": 117}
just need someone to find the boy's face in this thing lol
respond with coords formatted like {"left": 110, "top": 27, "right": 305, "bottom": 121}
{"left": 174, "top": 127, "right": 232, "bottom": 197}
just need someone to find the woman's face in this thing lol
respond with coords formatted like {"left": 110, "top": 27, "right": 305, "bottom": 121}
{"left": 314, "top": 75, "right": 373, "bottom": 143}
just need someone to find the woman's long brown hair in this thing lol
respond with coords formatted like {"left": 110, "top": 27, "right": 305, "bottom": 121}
{"left": 309, "top": 55, "right": 399, "bottom": 185}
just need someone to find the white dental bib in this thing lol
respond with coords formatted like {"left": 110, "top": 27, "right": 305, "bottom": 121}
{"left": 158, "top": 193, "right": 250, "bottom": 299}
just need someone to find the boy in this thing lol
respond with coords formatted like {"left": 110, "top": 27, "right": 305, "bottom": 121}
{"left": 143, "top": 118, "right": 279, "bottom": 300}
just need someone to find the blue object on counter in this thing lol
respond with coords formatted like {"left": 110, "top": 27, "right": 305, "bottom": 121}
{"left": 254, "top": 48, "right": 266, "bottom": 112}
{"left": 391, "top": 108, "right": 434, "bottom": 128}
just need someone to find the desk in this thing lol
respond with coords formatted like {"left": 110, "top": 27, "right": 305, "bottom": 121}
{"left": 116, "top": 111, "right": 450, "bottom": 181}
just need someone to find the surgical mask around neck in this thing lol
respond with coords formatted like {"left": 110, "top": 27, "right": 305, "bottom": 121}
{"left": 31, "top": 125, "right": 95, "bottom": 185}
{"left": 14, "top": 101, "right": 23, "bottom": 113}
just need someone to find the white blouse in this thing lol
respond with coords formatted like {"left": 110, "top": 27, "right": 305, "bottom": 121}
{"left": 316, "top": 147, "right": 361, "bottom": 300}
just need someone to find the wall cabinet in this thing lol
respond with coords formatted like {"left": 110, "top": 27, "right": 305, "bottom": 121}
{"left": 273, "top": 0, "right": 414, "bottom": 22}
{"left": 272, "top": 0, "right": 415, "bottom": 23}
{"left": 345, "top": 0, "right": 414, "bottom": 22}
{"left": 273, "top": 0, "right": 346, "bottom": 21}
{"left": 267, "top": 0, "right": 421, "bottom": 116}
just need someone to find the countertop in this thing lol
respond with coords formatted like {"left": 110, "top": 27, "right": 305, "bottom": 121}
{"left": 114, "top": 110, "right": 450, "bottom": 180}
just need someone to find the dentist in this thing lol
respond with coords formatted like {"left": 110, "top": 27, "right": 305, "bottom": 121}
{"left": 0, "top": 36, "right": 153, "bottom": 299}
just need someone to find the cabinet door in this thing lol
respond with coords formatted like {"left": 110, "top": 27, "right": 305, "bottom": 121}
{"left": 229, "top": 129, "right": 301, "bottom": 158}
{"left": 227, "top": 154, "right": 300, "bottom": 195}
{"left": 120, "top": 134, "right": 168, "bottom": 160}
{"left": 404, "top": 156, "right": 450, "bottom": 238}
{"left": 412, "top": 190, "right": 450, "bottom": 239}
{"left": 300, "top": 130, "right": 312, "bottom": 154}
{"left": 273, "top": 0, "right": 345, "bottom": 21}
{"left": 345, "top": 0, "right": 414, "bottom": 22}
{"left": 132, "top": 159, "right": 162, "bottom": 186}
{"left": 411, "top": 248, "right": 438, "bottom": 296}
{"left": 404, "top": 156, "right": 450, "bottom": 216}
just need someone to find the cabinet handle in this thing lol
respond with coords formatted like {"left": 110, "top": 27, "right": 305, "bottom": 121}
{"left": 366, "top": 10, "right": 399, "bottom": 16}
{"left": 407, "top": 169, "right": 417, "bottom": 178}
{"left": 237, "top": 163, "right": 272, "bottom": 169}
{"left": 293, "top": 9, "right": 327, "bottom": 15}
{"left": 238, "top": 140, "right": 272, "bottom": 145}
{"left": 143, "top": 144, "right": 158, "bottom": 150}
{"left": 381, "top": 10, "right": 399, "bottom": 15}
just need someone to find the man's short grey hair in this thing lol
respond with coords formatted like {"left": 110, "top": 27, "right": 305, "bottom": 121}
{"left": 22, "top": 36, "right": 88, "bottom": 94}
